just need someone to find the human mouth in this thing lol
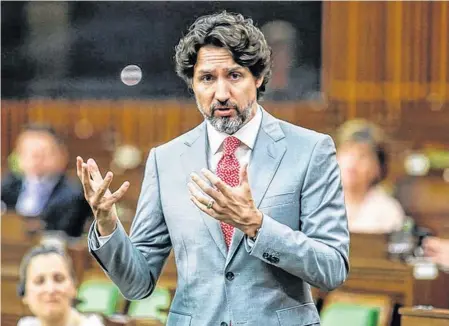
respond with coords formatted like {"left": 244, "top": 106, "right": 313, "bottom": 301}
{"left": 45, "top": 297, "right": 61, "bottom": 304}
{"left": 214, "top": 107, "right": 235, "bottom": 117}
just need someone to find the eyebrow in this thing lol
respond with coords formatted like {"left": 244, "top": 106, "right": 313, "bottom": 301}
{"left": 196, "top": 66, "right": 245, "bottom": 75}
{"left": 226, "top": 66, "right": 245, "bottom": 72}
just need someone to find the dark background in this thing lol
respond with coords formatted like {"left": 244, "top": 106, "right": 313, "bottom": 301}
{"left": 1, "top": 1, "right": 322, "bottom": 99}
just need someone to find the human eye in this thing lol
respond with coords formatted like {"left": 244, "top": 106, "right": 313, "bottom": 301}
{"left": 229, "top": 72, "right": 242, "bottom": 80}
{"left": 54, "top": 273, "right": 66, "bottom": 283}
{"left": 200, "top": 74, "right": 214, "bottom": 83}
{"left": 33, "top": 276, "right": 45, "bottom": 286}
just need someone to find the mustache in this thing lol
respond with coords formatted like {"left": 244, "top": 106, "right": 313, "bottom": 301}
{"left": 210, "top": 101, "right": 239, "bottom": 113}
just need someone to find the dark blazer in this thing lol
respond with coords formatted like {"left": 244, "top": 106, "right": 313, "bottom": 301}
{"left": 1, "top": 172, "right": 92, "bottom": 238}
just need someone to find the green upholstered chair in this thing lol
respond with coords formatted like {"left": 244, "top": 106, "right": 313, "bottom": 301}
{"left": 127, "top": 287, "right": 171, "bottom": 324}
{"left": 321, "top": 303, "right": 380, "bottom": 326}
{"left": 77, "top": 280, "right": 121, "bottom": 316}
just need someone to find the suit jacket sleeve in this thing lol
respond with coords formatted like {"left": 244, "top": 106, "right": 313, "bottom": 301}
{"left": 246, "top": 135, "right": 350, "bottom": 291}
{"left": 1, "top": 172, "right": 21, "bottom": 208}
{"left": 87, "top": 148, "right": 172, "bottom": 299}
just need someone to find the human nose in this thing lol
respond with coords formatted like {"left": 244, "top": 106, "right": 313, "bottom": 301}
{"left": 43, "top": 279, "right": 58, "bottom": 294}
{"left": 214, "top": 78, "right": 231, "bottom": 103}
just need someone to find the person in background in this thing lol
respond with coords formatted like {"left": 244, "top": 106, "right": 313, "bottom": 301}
{"left": 17, "top": 245, "right": 104, "bottom": 326}
{"left": 336, "top": 119, "right": 406, "bottom": 234}
{"left": 423, "top": 237, "right": 449, "bottom": 270}
{"left": 1, "top": 124, "right": 91, "bottom": 238}
{"left": 261, "top": 20, "right": 320, "bottom": 101}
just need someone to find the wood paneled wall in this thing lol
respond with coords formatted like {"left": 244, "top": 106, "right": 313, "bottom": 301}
{"left": 2, "top": 1, "right": 448, "bottom": 174}
{"left": 1, "top": 100, "right": 333, "bottom": 163}
{"left": 322, "top": 1, "right": 449, "bottom": 144}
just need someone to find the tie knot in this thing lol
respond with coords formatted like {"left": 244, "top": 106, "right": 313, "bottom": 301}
{"left": 222, "top": 136, "right": 240, "bottom": 155}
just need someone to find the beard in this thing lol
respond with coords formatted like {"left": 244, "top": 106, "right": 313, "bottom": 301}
{"left": 197, "top": 99, "right": 254, "bottom": 135}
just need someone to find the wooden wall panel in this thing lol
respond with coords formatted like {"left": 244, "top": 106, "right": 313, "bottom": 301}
{"left": 322, "top": 1, "right": 449, "bottom": 146}
{"left": 1, "top": 1, "right": 448, "bottom": 227}
{"left": 2, "top": 2, "right": 447, "bottom": 165}
{"left": 1, "top": 100, "right": 28, "bottom": 166}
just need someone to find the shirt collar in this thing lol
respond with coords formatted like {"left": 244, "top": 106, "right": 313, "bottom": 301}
{"left": 207, "top": 106, "right": 262, "bottom": 155}
{"left": 24, "top": 174, "right": 60, "bottom": 187}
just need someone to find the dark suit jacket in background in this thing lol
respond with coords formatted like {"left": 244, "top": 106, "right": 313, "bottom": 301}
{"left": 1, "top": 172, "right": 92, "bottom": 238}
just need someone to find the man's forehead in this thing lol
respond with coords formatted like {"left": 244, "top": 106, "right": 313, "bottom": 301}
{"left": 195, "top": 46, "right": 242, "bottom": 70}
{"left": 18, "top": 131, "right": 58, "bottom": 150}
{"left": 20, "top": 131, "right": 52, "bottom": 142}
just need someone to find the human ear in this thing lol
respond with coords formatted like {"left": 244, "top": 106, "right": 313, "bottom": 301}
{"left": 255, "top": 76, "right": 264, "bottom": 88}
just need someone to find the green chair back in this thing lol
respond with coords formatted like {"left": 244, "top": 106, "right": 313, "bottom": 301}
{"left": 127, "top": 287, "right": 171, "bottom": 324}
{"left": 77, "top": 280, "right": 120, "bottom": 316}
{"left": 321, "top": 303, "right": 379, "bottom": 326}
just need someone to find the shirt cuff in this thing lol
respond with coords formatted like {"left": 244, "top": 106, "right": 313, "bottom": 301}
{"left": 244, "top": 213, "right": 264, "bottom": 251}
{"left": 95, "top": 223, "right": 117, "bottom": 246}
{"left": 246, "top": 236, "right": 256, "bottom": 248}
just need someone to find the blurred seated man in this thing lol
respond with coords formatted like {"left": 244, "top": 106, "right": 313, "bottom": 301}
{"left": 17, "top": 245, "right": 104, "bottom": 326}
{"left": 423, "top": 237, "right": 449, "bottom": 270}
{"left": 336, "top": 119, "right": 405, "bottom": 234}
{"left": 1, "top": 124, "right": 91, "bottom": 238}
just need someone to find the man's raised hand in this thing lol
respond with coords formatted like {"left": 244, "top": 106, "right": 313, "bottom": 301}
{"left": 76, "top": 157, "right": 129, "bottom": 236}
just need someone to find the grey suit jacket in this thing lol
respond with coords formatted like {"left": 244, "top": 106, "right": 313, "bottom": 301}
{"left": 88, "top": 109, "right": 350, "bottom": 326}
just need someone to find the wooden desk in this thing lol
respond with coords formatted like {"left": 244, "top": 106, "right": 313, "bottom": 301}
{"left": 354, "top": 234, "right": 449, "bottom": 307}
{"left": 1, "top": 212, "right": 43, "bottom": 243}
{"left": 340, "top": 257, "right": 417, "bottom": 305}
{"left": 400, "top": 307, "right": 449, "bottom": 326}
{"left": 314, "top": 233, "right": 449, "bottom": 309}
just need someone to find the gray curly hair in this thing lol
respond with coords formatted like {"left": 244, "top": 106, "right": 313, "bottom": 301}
{"left": 174, "top": 11, "right": 272, "bottom": 99}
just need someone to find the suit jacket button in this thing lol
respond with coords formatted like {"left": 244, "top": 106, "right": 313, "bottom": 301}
{"left": 263, "top": 252, "right": 269, "bottom": 259}
{"left": 272, "top": 257, "right": 280, "bottom": 264}
{"left": 226, "top": 272, "right": 235, "bottom": 281}
{"left": 220, "top": 322, "right": 228, "bottom": 326}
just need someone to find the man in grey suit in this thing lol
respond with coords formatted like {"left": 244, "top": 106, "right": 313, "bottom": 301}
{"left": 77, "top": 11, "right": 349, "bottom": 326}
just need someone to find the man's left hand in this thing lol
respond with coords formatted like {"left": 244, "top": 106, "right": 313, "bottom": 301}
{"left": 188, "top": 164, "right": 262, "bottom": 237}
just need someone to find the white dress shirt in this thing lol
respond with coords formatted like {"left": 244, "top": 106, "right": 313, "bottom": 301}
{"left": 15, "top": 175, "right": 59, "bottom": 217}
{"left": 206, "top": 106, "right": 262, "bottom": 172}
{"left": 97, "top": 107, "right": 262, "bottom": 245}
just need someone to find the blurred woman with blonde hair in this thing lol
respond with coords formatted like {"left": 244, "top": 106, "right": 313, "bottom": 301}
{"left": 336, "top": 119, "right": 405, "bottom": 234}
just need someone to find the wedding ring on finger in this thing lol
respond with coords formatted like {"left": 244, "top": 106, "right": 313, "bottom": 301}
{"left": 207, "top": 199, "right": 215, "bottom": 210}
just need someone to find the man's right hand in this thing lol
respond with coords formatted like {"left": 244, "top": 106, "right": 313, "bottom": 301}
{"left": 76, "top": 157, "right": 130, "bottom": 236}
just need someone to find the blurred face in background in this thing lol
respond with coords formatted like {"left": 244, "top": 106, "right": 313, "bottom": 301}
{"left": 192, "top": 46, "right": 263, "bottom": 135}
{"left": 23, "top": 253, "right": 76, "bottom": 323}
{"left": 337, "top": 141, "right": 381, "bottom": 194}
{"left": 16, "top": 131, "right": 67, "bottom": 178}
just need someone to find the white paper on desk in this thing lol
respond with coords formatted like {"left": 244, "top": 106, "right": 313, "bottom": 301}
{"left": 413, "top": 261, "right": 439, "bottom": 280}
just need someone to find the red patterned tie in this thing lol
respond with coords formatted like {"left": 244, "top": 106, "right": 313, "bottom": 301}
{"left": 216, "top": 136, "right": 240, "bottom": 248}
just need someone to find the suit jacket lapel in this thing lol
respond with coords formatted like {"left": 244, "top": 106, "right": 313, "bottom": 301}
{"left": 226, "top": 109, "right": 287, "bottom": 266}
{"left": 180, "top": 122, "right": 228, "bottom": 259}
{"left": 36, "top": 174, "right": 65, "bottom": 221}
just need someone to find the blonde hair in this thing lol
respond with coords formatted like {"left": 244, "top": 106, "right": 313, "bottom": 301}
{"left": 335, "top": 119, "right": 386, "bottom": 147}
{"left": 336, "top": 119, "right": 389, "bottom": 184}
